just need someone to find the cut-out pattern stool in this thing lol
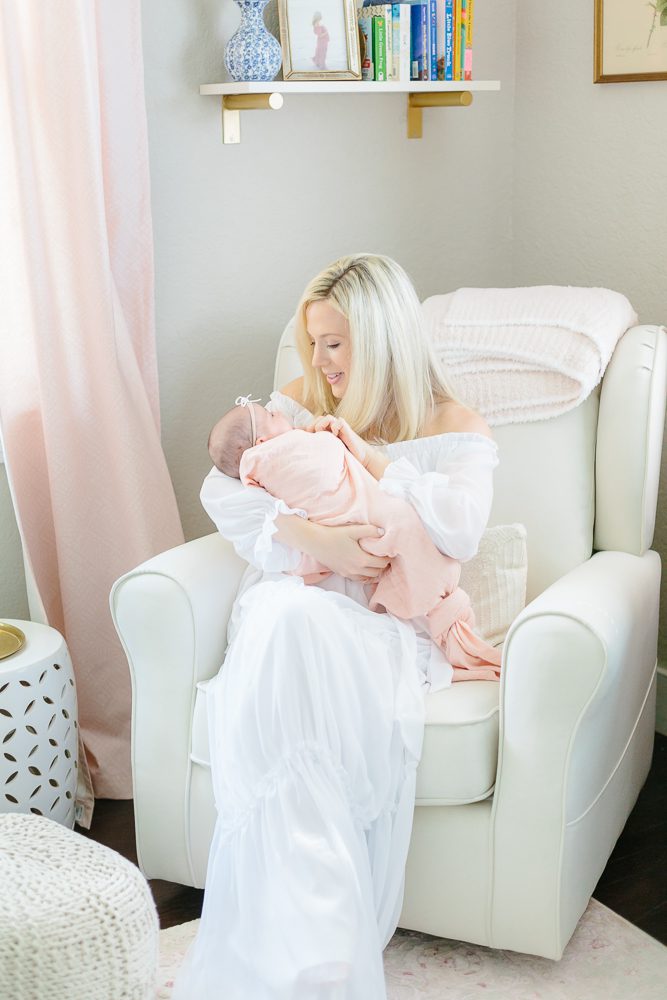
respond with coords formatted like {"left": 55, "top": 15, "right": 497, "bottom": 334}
{"left": 0, "top": 813, "right": 158, "bottom": 999}
{"left": 0, "top": 619, "right": 78, "bottom": 827}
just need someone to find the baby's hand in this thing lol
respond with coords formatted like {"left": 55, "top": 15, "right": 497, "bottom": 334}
{"left": 306, "top": 415, "right": 369, "bottom": 468}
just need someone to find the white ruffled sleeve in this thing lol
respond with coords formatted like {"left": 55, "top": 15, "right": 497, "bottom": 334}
{"left": 378, "top": 436, "right": 499, "bottom": 562}
{"left": 199, "top": 391, "right": 314, "bottom": 572}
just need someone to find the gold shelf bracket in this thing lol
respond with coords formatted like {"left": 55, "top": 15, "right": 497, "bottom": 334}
{"left": 221, "top": 93, "right": 284, "bottom": 144}
{"left": 407, "top": 90, "right": 473, "bottom": 139}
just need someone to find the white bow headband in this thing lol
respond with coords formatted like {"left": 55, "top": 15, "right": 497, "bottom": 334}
{"left": 235, "top": 394, "right": 261, "bottom": 446}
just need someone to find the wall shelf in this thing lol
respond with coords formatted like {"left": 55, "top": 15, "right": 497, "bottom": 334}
{"left": 200, "top": 80, "right": 501, "bottom": 144}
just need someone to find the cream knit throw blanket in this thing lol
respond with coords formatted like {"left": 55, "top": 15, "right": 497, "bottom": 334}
{"left": 422, "top": 286, "right": 637, "bottom": 426}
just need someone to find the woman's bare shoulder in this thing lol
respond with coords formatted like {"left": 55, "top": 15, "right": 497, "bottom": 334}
{"left": 279, "top": 377, "right": 306, "bottom": 406}
{"left": 428, "top": 400, "right": 493, "bottom": 439}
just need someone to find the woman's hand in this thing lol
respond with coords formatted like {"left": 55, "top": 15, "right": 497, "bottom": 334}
{"left": 275, "top": 514, "right": 388, "bottom": 582}
{"left": 308, "top": 523, "right": 389, "bottom": 581}
{"left": 306, "top": 415, "right": 391, "bottom": 481}
{"left": 306, "top": 415, "right": 368, "bottom": 463}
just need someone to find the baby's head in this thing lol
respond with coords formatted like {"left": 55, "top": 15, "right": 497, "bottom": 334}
{"left": 208, "top": 398, "right": 292, "bottom": 478}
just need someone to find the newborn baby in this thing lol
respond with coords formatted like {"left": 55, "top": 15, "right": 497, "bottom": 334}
{"left": 208, "top": 398, "right": 294, "bottom": 479}
{"left": 208, "top": 397, "right": 501, "bottom": 681}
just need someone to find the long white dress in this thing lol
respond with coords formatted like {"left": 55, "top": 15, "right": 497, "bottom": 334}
{"left": 172, "top": 392, "right": 498, "bottom": 1000}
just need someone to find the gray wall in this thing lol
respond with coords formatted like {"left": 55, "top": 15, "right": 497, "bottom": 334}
{"left": 511, "top": 0, "right": 667, "bottom": 670}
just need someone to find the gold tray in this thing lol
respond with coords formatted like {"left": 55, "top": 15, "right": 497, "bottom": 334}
{"left": 0, "top": 623, "right": 26, "bottom": 660}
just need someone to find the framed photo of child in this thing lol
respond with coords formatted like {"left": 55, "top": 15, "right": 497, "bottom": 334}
{"left": 594, "top": 0, "right": 667, "bottom": 82}
{"left": 278, "top": 0, "right": 361, "bottom": 80}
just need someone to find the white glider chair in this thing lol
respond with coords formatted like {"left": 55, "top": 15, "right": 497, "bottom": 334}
{"left": 110, "top": 310, "right": 666, "bottom": 960}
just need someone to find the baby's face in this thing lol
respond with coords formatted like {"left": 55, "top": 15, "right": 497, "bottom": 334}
{"left": 254, "top": 406, "right": 292, "bottom": 444}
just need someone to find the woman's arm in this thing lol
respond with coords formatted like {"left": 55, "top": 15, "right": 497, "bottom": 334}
{"left": 379, "top": 440, "right": 498, "bottom": 562}
{"left": 274, "top": 513, "right": 389, "bottom": 581}
{"left": 380, "top": 400, "right": 497, "bottom": 562}
{"left": 200, "top": 467, "right": 308, "bottom": 573}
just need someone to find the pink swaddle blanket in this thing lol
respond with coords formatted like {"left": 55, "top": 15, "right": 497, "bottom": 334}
{"left": 240, "top": 429, "right": 501, "bottom": 681}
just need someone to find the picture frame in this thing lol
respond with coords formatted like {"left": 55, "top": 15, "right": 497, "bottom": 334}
{"left": 594, "top": 0, "right": 667, "bottom": 82}
{"left": 278, "top": 0, "right": 361, "bottom": 81}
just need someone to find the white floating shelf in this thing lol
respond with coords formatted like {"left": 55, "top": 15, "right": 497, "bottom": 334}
{"left": 200, "top": 80, "right": 501, "bottom": 95}
{"left": 200, "top": 80, "right": 501, "bottom": 143}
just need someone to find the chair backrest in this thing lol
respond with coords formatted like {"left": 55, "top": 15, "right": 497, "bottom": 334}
{"left": 273, "top": 317, "right": 666, "bottom": 603}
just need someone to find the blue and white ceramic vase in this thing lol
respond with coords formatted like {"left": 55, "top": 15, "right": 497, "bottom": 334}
{"left": 224, "top": 0, "right": 282, "bottom": 82}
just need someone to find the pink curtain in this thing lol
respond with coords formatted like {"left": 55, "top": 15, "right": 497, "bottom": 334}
{"left": 0, "top": 1, "right": 184, "bottom": 803}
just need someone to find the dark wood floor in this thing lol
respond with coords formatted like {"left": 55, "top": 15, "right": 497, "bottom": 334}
{"left": 82, "top": 732, "right": 667, "bottom": 944}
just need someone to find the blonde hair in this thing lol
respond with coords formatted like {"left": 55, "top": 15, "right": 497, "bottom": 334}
{"left": 294, "top": 253, "right": 458, "bottom": 443}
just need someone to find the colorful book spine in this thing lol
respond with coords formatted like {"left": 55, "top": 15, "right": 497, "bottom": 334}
{"left": 464, "top": 0, "right": 474, "bottom": 80}
{"left": 384, "top": 4, "right": 394, "bottom": 82}
{"left": 410, "top": 3, "right": 427, "bottom": 81}
{"left": 429, "top": 0, "right": 438, "bottom": 81}
{"left": 373, "top": 15, "right": 387, "bottom": 81}
{"left": 444, "top": 0, "right": 453, "bottom": 80}
{"left": 393, "top": 4, "right": 412, "bottom": 82}
{"left": 421, "top": 4, "right": 430, "bottom": 79}
{"left": 359, "top": 14, "right": 374, "bottom": 81}
{"left": 363, "top": 5, "right": 394, "bottom": 81}
{"left": 453, "top": 0, "right": 462, "bottom": 81}
{"left": 460, "top": 0, "right": 467, "bottom": 81}
{"left": 436, "top": 0, "right": 445, "bottom": 81}
{"left": 391, "top": 5, "right": 400, "bottom": 80}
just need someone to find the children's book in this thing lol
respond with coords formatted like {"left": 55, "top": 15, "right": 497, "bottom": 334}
{"left": 392, "top": 4, "right": 412, "bottom": 82}
{"left": 464, "top": 0, "right": 474, "bottom": 80}
{"left": 363, "top": 4, "right": 394, "bottom": 82}
{"left": 436, "top": 0, "right": 445, "bottom": 81}
{"left": 382, "top": 4, "right": 394, "bottom": 82}
{"left": 429, "top": 0, "right": 438, "bottom": 81}
{"left": 373, "top": 15, "right": 387, "bottom": 80}
{"left": 359, "top": 13, "right": 374, "bottom": 81}
{"left": 410, "top": 3, "right": 427, "bottom": 81}
{"left": 421, "top": 3, "right": 430, "bottom": 80}
{"left": 460, "top": 0, "right": 467, "bottom": 82}
{"left": 444, "top": 0, "right": 453, "bottom": 80}
{"left": 453, "top": 0, "right": 462, "bottom": 81}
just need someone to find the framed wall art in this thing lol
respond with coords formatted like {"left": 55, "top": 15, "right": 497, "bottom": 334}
{"left": 278, "top": 0, "right": 361, "bottom": 81}
{"left": 594, "top": 0, "right": 667, "bottom": 82}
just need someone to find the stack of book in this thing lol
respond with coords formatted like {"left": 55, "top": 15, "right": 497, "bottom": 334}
{"left": 358, "top": 0, "right": 474, "bottom": 83}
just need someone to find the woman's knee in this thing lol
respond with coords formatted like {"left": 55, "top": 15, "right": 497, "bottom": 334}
{"left": 237, "top": 584, "right": 333, "bottom": 686}
{"left": 264, "top": 587, "right": 334, "bottom": 678}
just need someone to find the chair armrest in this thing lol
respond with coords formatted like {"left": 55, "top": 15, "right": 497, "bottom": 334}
{"left": 109, "top": 532, "right": 246, "bottom": 882}
{"left": 490, "top": 548, "right": 660, "bottom": 954}
{"left": 110, "top": 532, "right": 246, "bottom": 690}
{"left": 595, "top": 324, "right": 667, "bottom": 554}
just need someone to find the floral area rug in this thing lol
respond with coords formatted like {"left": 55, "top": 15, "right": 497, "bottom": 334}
{"left": 157, "top": 898, "right": 667, "bottom": 999}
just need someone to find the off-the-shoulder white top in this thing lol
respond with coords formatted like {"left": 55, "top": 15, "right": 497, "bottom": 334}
{"left": 200, "top": 391, "right": 498, "bottom": 690}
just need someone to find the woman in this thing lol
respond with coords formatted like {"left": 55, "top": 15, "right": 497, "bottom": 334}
{"left": 312, "top": 13, "right": 330, "bottom": 71}
{"left": 173, "top": 254, "right": 497, "bottom": 999}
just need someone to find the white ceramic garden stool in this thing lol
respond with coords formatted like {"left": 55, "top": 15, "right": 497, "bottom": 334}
{"left": 0, "top": 813, "right": 159, "bottom": 1000}
{"left": 0, "top": 619, "right": 78, "bottom": 828}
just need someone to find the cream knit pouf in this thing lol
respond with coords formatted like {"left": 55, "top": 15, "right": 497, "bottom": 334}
{"left": 0, "top": 814, "right": 159, "bottom": 1000}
